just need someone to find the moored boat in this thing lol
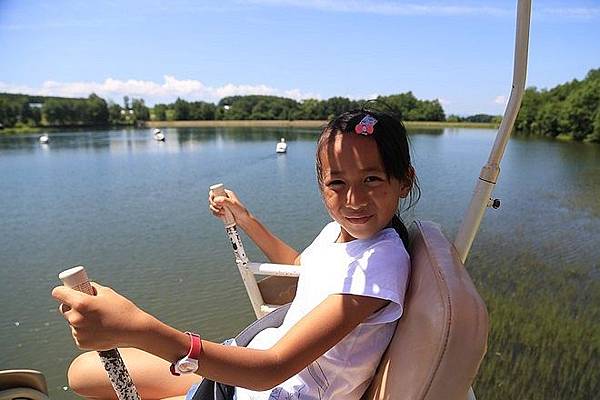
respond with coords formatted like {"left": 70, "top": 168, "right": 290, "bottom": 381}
{"left": 275, "top": 138, "right": 287, "bottom": 153}
{"left": 153, "top": 128, "right": 165, "bottom": 141}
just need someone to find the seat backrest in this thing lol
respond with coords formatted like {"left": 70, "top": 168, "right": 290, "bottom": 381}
{"left": 0, "top": 369, "right": 49, "bottom": 400}
{"left": 362, "top": 221, "right": 489, "bottom": 400}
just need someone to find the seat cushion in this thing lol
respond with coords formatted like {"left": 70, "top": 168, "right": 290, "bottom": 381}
{"left": 363, "top": 221, "right": 489, "bottom": 400}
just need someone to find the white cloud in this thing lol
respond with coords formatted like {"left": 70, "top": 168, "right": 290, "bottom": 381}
{"left": 494, "top": 95, "right": 507, "bottom": 105}
{"left": 284, "top": 88, "right": 322, "bottom": 100}
{"left": 0, "top": 76, "right": 320, "bottom": 104}
{"left": 214, "top": 83, "right": 276, "bottom": 98}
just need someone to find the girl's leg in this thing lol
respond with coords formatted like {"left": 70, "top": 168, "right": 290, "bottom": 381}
{"left": 68, "top": 348, "right": 202, "bottom": 400}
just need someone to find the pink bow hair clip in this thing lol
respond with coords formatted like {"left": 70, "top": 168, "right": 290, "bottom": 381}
{"left": 354, "top": 114, "right": 378, "bottom": 135}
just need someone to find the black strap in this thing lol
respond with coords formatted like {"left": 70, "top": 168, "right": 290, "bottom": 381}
{"left": 189, "top": 304, "right": 292, "bottom": 400}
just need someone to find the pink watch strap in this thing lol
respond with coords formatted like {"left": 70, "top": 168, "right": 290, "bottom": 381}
{"left": 170, "top": 332, "right": 202, "bottom": 376}
{"left": 186, "top": 332, "right": 202, "bottom": 359}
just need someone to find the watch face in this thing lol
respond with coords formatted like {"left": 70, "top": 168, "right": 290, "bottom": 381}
{"left": 177, "top": 359, "right": 198, "bottom": 374}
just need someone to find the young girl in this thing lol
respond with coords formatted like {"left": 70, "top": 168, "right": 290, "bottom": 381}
{"left": 52, "top": 109, "right": 419, "bottom": 400}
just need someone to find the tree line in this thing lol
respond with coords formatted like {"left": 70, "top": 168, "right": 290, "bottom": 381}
{"left": 0, "top": 91, "right": 445, "bottom": 129}
{"left": 0, "top": 93, "right": 149, "bottom": 128}
{"left": 515, "top": 68, "right": 600, "bottom": 142}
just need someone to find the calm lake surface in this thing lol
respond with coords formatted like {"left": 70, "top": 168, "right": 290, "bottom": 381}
{"left": 1, "top": 127, "right": 599, "bottom": 398}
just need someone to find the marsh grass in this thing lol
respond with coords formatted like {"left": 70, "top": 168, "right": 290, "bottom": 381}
{"left": 470, "top": 251, "right": 599, "bottom": 399}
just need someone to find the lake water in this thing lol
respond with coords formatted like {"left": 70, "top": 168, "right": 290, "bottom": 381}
{"left": 1, "top": 127, "right": 599, "bottom": 398}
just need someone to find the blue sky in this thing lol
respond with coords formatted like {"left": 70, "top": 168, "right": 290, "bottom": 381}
{"left": 1, "top": 0, "right": 598, "bottom": 115}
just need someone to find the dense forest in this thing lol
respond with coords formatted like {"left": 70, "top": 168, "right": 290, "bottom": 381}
{"left": 515, "top": 68, "right": 600, "bottom": 142}
{"left": 1, "top": 67, "right": 598, "bottom": 143}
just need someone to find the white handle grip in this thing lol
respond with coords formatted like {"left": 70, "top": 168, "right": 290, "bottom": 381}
{"left": 210, "top": 183, "right": 236, "bottom": 228}
{"left": 59, "top": 265, "right": 94, "bottom": 294}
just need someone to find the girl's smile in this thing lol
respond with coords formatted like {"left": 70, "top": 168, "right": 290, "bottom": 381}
{"left": 319, "top": 133, "right": 410, "bottom": 243}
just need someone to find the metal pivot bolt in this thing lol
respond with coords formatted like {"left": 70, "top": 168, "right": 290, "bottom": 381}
{"left": 487, "top": 198, "right": 501, "bottom": 209}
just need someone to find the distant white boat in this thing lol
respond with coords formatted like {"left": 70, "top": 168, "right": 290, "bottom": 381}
{"left": 153, "top": 128, "right": 165, "bottom": 141}
{"left": 276, "top": 138, "right": 287, "bottom": 153}
{"left": 39, "top": 134, "right": 49, "bottom": 144}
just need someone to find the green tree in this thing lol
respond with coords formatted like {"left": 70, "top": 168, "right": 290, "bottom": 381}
{"left": 131, "top": 98, "right": 150, "bottom": 121}
{"left": 43, "top": 98, "right": 67, "bottom": 125}
{"left": 464, "top": 114, "right": 499, "bottom": 123}
{"left": 589, "top": 106, "right": 600, "bottom": 143}
{"left": 446, "top": 114, "right": 462, "bottom": 122}
{"left": 251, "top": 100, "right": 275, "bottom": 120}
{"left": 221, "top": 96, "right": 253, "bottom": 120}
{"left": 561, "top": 79, "right": 600, "bottom": 140}
{"left": 294, "top": 99, "right": 325, "bottom": 120}
{"left": 173, "top": 98, "right": 190, "bottom": 120}
{"left": 379, "top": 92, "right": 418, "bottom": 119}
{"left": 407, "top": 99, "right": 445, "bottom": 121}
{"left": 0, "top": 98, "right": 20, "bottom": 127}
{"left": 86, "top": 93, "right": 109, "bottom": 125}
{"left": 515, "top": 87, "right": 542, "bottom": 134}
{"left": 536, "top": 102, "right": 562, "bottom": 137}
{"left": 323, "top": 97, "right": 357, "bottom": 119}
{"left": 108, "top": 102, "right": 123, "bottom": 124}
{"left": 188, "top": 101, "right": 216, "bottom": 120}
{"left": 153, "top": 103, "right": 168, "bottom": 121}
{"left": 515, "top": 68, "right": 600, "bottom": 141}
{"left": 15, "top": 100, "right": 41, "bottom": 126}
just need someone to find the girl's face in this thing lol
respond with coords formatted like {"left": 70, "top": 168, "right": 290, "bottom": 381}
{"left": 319, "top": 132, "right": 410, "bottom": 243}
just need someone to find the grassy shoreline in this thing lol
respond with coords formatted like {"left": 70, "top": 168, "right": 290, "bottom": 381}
{"left": 143, "top": 120, "right": 500, "bottom": 129}
{"left": 0, "top": 120, "right": 499, "bottom": 135}
{"left": 0, "top": 126, "right": 47, "bottom": 135}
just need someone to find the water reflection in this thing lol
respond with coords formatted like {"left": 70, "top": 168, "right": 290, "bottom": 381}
{"left": 276, "top": 150, "right": 288, "bottom": 178}
{"left": 0, "top": 127, "right": 450, "bottom": 157}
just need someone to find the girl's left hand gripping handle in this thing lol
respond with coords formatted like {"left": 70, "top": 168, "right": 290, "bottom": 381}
{"left": 210, "top": 183, "right": 236, "bottom": 228}
{"left": 59, "top": 266, "right": 141, "bottom": 400}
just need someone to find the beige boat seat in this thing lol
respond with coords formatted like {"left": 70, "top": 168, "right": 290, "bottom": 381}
{"left": 256, "top": 220, "right": 489, "bottom": 400}
{"left": 0, "top": 369, "right": 49, "bottom": 400}
{"left": 362, "top": 220, "right": 489, "bottom": 400}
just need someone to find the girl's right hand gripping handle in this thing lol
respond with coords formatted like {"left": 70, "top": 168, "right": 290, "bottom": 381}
{"left": 210, "top": 183, "right": 236, "bottom": 228}
{"left": 59, "top": 266, "right": 141, "bottom": 400}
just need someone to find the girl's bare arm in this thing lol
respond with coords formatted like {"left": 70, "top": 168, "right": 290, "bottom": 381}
{"left": 52, "top": 283, "right": 387, "bottom": 391}
{"left": 198, "top": 293, "right": 389, "bottom": 390}
{"left": 209, "top": 188, "right": 300, "bottom": 265}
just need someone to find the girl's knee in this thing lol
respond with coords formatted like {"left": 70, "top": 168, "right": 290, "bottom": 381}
{"left": 67, "top": 348, "right": 197, "bottom": 399}
{"left": 68, "top": 351, "right": 116, "bottom": 399}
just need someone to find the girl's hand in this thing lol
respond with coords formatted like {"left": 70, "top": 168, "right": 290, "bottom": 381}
{"left": 208, "top": 188, "right": 251, "bottom": 228}
{"left": 52, "top": 283, "right": 151, "bottom": 351}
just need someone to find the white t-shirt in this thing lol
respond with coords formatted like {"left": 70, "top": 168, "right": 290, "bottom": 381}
{"left": 235, "top": 222, "right": 410, "bottom": 400}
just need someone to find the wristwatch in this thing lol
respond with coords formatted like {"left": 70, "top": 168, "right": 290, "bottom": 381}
{"left": 170, "top": 332, "right": 202, "bottom": 376}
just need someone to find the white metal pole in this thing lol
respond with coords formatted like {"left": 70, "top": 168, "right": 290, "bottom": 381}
{"left": 454, "top": 0, "right": 532, "bottom": 263}
{"left": 210, "top": 184, "right": 267, "bottom": 318}
{"left": 59, "top": 266, "right": 141, "bottom": 400}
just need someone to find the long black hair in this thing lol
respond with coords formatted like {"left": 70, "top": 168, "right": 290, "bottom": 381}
{"left": 315, "top": 108, "right": 420, "bottom": 247}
